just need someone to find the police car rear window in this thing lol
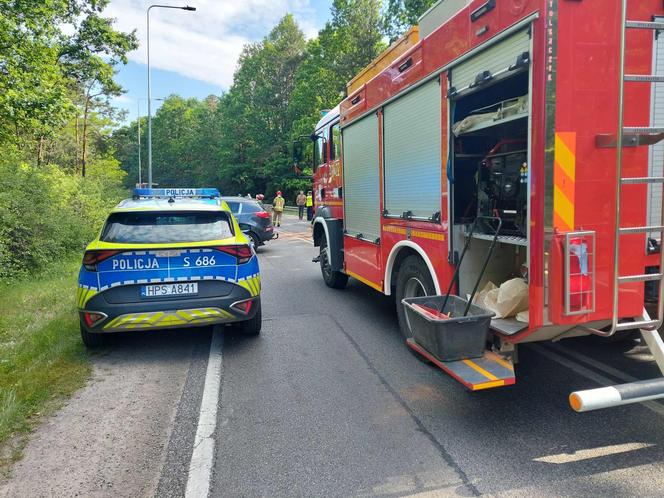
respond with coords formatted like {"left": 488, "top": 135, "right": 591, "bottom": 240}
{"left": 100, "top": 211, "right": 234, "bottom": 244}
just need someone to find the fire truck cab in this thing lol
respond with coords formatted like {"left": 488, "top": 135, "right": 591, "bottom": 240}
{"left": 304, "top": 0, "right": 664, "bottom": 411}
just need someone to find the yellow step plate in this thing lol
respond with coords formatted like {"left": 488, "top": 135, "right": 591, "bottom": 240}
{"left": 406, "top": 338, "right": 515, "bottom": 391}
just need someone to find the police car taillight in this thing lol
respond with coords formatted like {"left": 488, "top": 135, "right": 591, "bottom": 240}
{"left": 82, "top": 311, "right": 106, "bottom": 327}
{"left": 214, "top": 245, "right": 252, "bottom": 264}
{"left": 82, "top": 250, "right": 121, "bottom": 271}
{"left": 230, "top": 298, "right": 253, "bottom": 315}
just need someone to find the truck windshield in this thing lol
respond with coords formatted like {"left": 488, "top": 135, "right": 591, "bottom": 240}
{"left": 100, "top": 211, "right": 233, "bottom": 244}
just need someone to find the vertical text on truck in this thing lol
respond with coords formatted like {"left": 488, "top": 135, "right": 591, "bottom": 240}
{"left": 295, "top": 0, "right": 664, "bottom": 411}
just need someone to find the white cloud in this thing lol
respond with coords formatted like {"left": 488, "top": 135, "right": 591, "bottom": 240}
{"left": 105, "top": 0, "right": 324, "bottom": 88}
{"left": 112, "top": 94, "right": 132, "bottom": 103}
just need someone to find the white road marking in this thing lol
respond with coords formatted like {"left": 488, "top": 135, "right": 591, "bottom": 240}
{"left": 529, "top": 343, "right": 664, "bottom": 417}
{"left": 533, "top": 442, "right": 655, "bottom": 464}
{"left": 185, "top": 330, "right": 223, "bottom": 498}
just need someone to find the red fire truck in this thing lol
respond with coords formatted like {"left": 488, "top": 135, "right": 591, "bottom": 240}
{"left": 296, "top": 0, "right": 664, "bottom": 411}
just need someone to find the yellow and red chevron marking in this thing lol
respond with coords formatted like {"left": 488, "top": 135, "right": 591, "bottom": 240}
{"left": 553, "top": 132, "right": 576, "bottom": 231}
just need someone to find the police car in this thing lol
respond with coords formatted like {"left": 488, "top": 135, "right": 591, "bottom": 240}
{"left": 77, "top": 188, "right": 261, "bottom": 347}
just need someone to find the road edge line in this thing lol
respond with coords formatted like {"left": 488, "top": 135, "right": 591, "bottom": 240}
{"left": 185, "top": 329, "right": 223, "bottom": 498}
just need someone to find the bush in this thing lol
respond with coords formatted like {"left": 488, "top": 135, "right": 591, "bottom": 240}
{"left": 0, "top": 156, "right": 127, "bottom": 280}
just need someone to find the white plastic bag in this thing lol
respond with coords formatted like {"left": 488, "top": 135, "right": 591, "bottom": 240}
{"left": 473, "top": 281, "right": 497, "bottom": 310}
{"left": 480, "top": 278, "right": 528, "bottom": 319}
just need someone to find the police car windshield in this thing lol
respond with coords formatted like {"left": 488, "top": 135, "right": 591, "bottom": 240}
{"left": 101, "top": 211, "right": 233, "bottom": 244}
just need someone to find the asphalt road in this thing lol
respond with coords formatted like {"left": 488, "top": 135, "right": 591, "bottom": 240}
{"left": 3, "top": 213, "right": 664, "bottom": 497}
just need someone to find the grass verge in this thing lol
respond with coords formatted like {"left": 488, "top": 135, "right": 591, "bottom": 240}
{"left": 0, "top": 257, "right": 91, "bottom": 471}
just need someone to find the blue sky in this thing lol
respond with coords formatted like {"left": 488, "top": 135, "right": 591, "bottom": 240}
{"left": 107, "top": 0, "right": 334, "bottom": 123}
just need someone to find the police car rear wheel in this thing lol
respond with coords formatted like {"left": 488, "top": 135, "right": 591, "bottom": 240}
{"left": 236, "top": 298, "right": 262, "bottom": 335}
{"left": 80, "top": 321, "right": 106, "bottom": 348}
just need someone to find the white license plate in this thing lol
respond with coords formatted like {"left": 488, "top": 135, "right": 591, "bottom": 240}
{"left": 141, "top": 282, "right": 198, "bottom": 298}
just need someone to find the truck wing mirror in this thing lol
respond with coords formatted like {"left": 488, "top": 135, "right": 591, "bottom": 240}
{"left": 292, "top": 140, "right": 304, "bottom": 167}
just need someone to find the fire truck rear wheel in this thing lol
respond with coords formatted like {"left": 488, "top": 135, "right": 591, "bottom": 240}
{"left": 320, "top": 237, "right": 348, "bottom": 289}
{"left": 395, "top": 255, "right": 436, "bottom": 340}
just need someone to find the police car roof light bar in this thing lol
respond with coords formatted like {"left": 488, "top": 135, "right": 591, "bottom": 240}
{"left": 133, "top": 188, "right": 220, "bottom": 199}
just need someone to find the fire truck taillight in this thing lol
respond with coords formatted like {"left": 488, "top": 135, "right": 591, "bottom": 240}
{"left": 564, "top": 232, "right": 596, "bottom": 316}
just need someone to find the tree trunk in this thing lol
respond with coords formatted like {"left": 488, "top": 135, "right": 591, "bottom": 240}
{"left": 37, "top": 135, "right": 44, "bottom": 166}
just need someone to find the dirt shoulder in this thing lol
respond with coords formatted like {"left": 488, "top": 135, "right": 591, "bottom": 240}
{"left": 0, "top": 330, "right": 200, "bottom": 497}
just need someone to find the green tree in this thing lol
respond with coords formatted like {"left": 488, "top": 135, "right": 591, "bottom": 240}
{"left": 289, "top": 0, "right": 385, "bottom": 169}
{"left": 382, "top": 0, "right": 438, "bottom": 42}
{"left": 113, "top": 1, "right": 389, "bottom": 202}
{"left": 216, "top": 15, "right": 307, "bottom": 197}
{"left": 0, "top": 0, "right": 136, "bottom": 170}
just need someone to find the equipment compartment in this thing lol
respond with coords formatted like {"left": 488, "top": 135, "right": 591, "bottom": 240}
{"left": 448, "top": 51, "right": 530, "bottom": 309}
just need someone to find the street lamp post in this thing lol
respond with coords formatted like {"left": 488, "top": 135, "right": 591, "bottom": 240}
{"left": 137, "top": 99, "right": 142, "bottom": 186}
{"left": 137, "top": 98, "right": 164, "bottom": 187}
{"left": 147, "top": 4, "right": 196, "bottom": 188}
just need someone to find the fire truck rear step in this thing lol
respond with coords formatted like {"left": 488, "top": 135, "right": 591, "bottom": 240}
{"left": 406, "top": 338, "right": 515, "bottom": 391}
{"left": 490, "top": 318, "right": 527, "bottom": 336}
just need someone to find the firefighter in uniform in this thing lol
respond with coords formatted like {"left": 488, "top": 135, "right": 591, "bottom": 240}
{"left": 272, "top": 191, "right": 285, "bottom": 227}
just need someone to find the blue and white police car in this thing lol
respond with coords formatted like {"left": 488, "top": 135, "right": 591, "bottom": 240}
{"left": 76, "top": 188, "right": 261, "bottom": 347}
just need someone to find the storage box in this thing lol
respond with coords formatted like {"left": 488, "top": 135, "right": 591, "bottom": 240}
{"left": 402, "top": 295, "right": 494, "bottom": 361}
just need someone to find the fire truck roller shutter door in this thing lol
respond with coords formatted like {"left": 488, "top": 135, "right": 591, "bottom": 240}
{"left": 384, "top": 79, "right": 441, "bottom": 219}
{"left": 343, "top": 113, "right": 381, "bottom": 241}
{"left": 449, "top": 29, "right": 530, "bottom": 93}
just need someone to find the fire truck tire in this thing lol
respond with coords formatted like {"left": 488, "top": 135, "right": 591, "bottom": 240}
{"left": 320, "top": 237, "right": 348, "bottom": 289}
{"left": 395, "top": 255, "right": 436, "bottom": 340}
